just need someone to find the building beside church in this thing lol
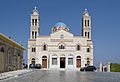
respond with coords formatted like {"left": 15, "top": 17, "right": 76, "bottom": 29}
{"left": 0, "top": 33, "right": 25, "bottom": 73}
{"left": 28, "top": 7, "right": 93, "bottom": 70}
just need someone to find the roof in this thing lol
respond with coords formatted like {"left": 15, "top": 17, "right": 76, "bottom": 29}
{"left": 52, "top": 22, "right": 69, "bottom": 33}
{"left": 0, "top": 33, "right": 25, "bottom": 50}
{"left": 54, "top": 22, "right": 67, "bottom": 27}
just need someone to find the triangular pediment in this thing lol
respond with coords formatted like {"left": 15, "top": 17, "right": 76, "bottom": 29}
{"left": 50, "top": 30, "right": 73, "bottom": 39}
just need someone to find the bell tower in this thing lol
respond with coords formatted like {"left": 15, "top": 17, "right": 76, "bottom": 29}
{"left": 30, "top": 7, "right": 40, "bottom": 39}
{"left": 82, "top": 9, "right": 91, "bottom": 40}
{"left": 82, "top": 9, "right": 93, "bottom": 66}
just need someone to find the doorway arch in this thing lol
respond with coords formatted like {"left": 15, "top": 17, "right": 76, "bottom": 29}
{"left": 31, "top": 58, "right": 35, "bottom": 65}
{"left": 42, "top": 56, "right": 47, "bottom": 68}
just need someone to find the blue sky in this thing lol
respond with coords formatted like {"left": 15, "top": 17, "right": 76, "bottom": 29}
{"left": 0, "top": 0, "right": 120, "bottom": 66}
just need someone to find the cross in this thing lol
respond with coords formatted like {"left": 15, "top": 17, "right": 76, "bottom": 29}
{"left": 35, "top": 6, "right": 37, "bottom": 10}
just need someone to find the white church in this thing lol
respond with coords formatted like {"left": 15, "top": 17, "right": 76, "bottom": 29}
{"left": 28, "top": 7, "right": 93, "bottom": 70}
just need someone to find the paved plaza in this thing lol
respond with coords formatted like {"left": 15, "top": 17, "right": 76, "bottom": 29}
{"left": 0, "top": 69, "right": 120, "bottom": 82}
{"left": 0, "top": 69, "right": 33, "bottom": 80}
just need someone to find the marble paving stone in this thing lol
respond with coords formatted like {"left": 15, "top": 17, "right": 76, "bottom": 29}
{"left": 0, "top": 69, "right": 120, "bottom": 82}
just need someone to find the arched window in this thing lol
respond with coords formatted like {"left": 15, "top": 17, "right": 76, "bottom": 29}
{"left": 0, "top": 47, "right": 5, "bottom": 53}
{"left": 88, "top": 32, "right": 89, "bottom": 38}
{"left": 85, "top": 20, "right": 87, "bottom": 26}
{"left": 76, "top": 45, "right": 80, "bottom": 50}
{"left": 87, "top": 48, "right": 90, "bottom": 52}
{"left": 43, "top": 44, "right": 47, "bottom": 51}
{"left": 31, "top": 47, "right": 36, "bottom": 52}
{"left": 35, "top": 31, "right": 37, "bottom": 39}
{"left": 59, "top": 44, "right": 65, "bottom": 49}
{"left": 32, "top": 19, "right": 34, "bottom": 26}
{"left": 35, "top": 19, "right": 37, "bottom": 26}
{"left": 58, "top": 43, "right": 65, "bottom": 49}
{"left": 32, "top": 31, "right": 34, "bottom": 39}
{"left": 18, "top": 53, "right": 21, "bottom": 56}
{"left": 31, "top": 58, "right": 35, "bottom": 65}
{"left": 32, "top": 48, "right": 33, "bottom": 52}
{"left": 34, "top": 48, "right": 36, "bottom": 52}
{"left": 87, "top": 58, "right": 90, "bottom": 66}
{"left": 88, "top": 20, "right": 89, "bottom": 26}
{"left": 85, "top": 32, "right": 87, "bottom": 37}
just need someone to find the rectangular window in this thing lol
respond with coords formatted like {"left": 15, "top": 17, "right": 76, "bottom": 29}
{"left": 52, "top": 58, "right": 57, "bottom": 65}
{"left": 68, "top": 58, "right": 73, "bottom": 65}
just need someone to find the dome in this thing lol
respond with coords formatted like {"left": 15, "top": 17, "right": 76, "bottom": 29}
{"left": 52, "top": 22, "right": 69, "bottom": 33}
{"left": 54, "top": 22, "right": 67, "bottom": 27}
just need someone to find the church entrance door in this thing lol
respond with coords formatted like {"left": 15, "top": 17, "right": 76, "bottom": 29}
{"left": 42, "top": 56, "right": 47, "bottom": 68}
{"left": 76, "top": 56, "right": 81, "bottom": 68}
{"left": 60, "top": 57, "right": 65, "bottom": 68}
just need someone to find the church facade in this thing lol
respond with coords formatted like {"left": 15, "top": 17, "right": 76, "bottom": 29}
{"left": 28, "top": 7, "right": 93, "bottom": 70}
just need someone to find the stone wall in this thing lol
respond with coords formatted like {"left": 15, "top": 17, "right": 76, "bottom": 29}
{"left": 0, "top": 38, "right": 24, "bottom": 73}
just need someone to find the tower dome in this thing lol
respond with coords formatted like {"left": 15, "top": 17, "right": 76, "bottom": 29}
{"left": 52, "top": 22, "right": 69, "bottom": 33}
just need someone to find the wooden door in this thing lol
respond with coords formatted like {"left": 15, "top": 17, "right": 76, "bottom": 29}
{"left": 42, "top": 59, "right": 47, "bottom": 68}
{"left": 76, "top": 59, "right": 81, "bottom": 68}
{"left": 60, "top": 57, "right": 65, "bottom": 68}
